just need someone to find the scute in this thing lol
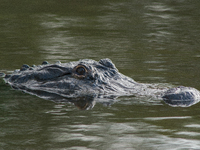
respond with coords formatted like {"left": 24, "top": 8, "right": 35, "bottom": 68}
{"left": 99, "top": 58, "right": 117, "bottom": 70}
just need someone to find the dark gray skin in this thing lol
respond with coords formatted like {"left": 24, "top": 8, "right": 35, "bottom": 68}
{"left": 1, "top": 58, "right": 200, "bottom": 108}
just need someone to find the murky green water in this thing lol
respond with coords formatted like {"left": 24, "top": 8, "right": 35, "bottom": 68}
{"left": 1, "top": 0, "right": 200, "bottom": 149}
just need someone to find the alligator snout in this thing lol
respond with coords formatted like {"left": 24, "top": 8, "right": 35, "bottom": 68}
{"left": 162, "top": 86, "right": 200, "bottom": 107}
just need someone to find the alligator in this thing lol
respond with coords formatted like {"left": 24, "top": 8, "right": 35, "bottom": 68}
{"left": 1, "top": 58, "right": 200, "bottom": 109}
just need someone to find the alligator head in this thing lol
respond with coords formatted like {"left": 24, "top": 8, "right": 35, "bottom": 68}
{"left": 2, "top": 58, "right": 200, "bottom": 108}
{"left": 3, "top": 59, "right": 138, "bottom": 103}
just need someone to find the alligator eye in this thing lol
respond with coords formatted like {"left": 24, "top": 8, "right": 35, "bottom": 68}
{"left": 73, "top": 65, "right": 88, "bottom": 79}
{"left": 76, "top": 67, "right": 86, "bottom": 75}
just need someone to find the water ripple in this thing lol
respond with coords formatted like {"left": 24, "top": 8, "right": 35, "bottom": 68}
{"left": 144, "top": 116, "right": 192, "bottom": 121}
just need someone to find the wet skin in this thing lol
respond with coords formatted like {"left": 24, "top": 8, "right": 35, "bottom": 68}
{"left": 1, "top": 58, "right": 200, "bottom": 109}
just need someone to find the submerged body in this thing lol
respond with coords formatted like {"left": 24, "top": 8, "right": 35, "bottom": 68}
{"left": 2, "top": 58, "right": 200, "bottom": 108}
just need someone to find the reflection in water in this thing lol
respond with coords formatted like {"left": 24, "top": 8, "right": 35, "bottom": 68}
{"left": 73, "top": 97, "right": 96, "bottom": 110}
{"left": 47, "top": 106, "right": 200, "bottom": 150}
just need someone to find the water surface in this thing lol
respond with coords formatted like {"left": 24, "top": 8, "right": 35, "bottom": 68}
{"left": 0, "top": 0, "right": 200, "bottom": 149}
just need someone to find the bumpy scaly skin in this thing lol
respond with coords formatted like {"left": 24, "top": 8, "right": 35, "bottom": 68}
{"left": 162, "top": 86, "right": 200, "bottom": 107}
{"left": 2, "top": 58, "right": 200, "bottom": 107}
